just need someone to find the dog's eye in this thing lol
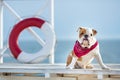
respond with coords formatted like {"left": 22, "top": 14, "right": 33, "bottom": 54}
{"left": 91, "top": 34, "right": 93, "bottom": 36}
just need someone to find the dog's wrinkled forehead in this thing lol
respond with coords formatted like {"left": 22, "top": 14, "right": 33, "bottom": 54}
{"left": 77, "top": 27, "right": 97, "bottom": 38}
{"left": 86, "top": 28, "right": 93, "bottom": 34}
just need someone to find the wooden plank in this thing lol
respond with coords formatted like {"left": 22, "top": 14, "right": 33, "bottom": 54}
{"left": 3, "top": 75, "right": 118, "bottom": 80}
{"left": 0, "top": 76, "right": 76, "bottom": 80}
{"left": 64, "top": 74, "right": 120, "bottom": 80}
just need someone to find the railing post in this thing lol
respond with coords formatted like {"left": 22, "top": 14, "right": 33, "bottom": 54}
{"left": 50, "top": 0, "right": 54, "bottom": 30}
{"left": 0, "top": 0, "right": 3, "bottom": 49}
{"left": 97, "top": 72, "right": 103, "bottom": 80}
{"left": 45, "top": 73, "right": 50, "bottom": 78}
{"left": 49, "top": 0, "right": 55, "bottom": 64}
{"left": 0, "top": 0, "right": 3, "bottom": 63}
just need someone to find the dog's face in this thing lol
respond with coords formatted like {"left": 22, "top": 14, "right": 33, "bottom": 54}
{"left": 77, "top": 27, "right": 97, "bottom": 48}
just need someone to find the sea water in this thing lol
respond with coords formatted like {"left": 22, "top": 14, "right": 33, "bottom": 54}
{"left": 3, "top": 39, "right": 120, "bottom": 64}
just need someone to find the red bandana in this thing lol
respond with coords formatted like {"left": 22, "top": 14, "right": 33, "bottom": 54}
{"left": 73, "top": 40, "right": 98, "bottom": 58}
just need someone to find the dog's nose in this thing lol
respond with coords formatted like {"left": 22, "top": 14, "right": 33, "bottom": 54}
{"left": 84, "top": 35, "right": 88, "bottom": 38}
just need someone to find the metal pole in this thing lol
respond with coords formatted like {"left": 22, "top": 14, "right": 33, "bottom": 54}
{"left": 51, "top": 0, "right": 54, "bottom": 29}
{"left": 49, "top": 0, "right": 55, "bottom": 64}
{"left": 0, "top": 0, "right": 3, "bottom": 63}
{"left": 34, "top": 0, "right": 55, "bottom": 64}
{"left": 0, "top": 45, "right": 8, "bottom": 58}
{"left": 34, "top": 0, "right": 49, "bottom": 17}
{"left": 0, "top": 0, "right": 3, "bottom": 49}
{"left": 3, "top": 1, "right": 22, "bottom": 20}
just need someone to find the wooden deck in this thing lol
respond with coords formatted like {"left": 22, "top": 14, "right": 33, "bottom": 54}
{"left": 0, "top": 63, "right": 120, "bottom": 80}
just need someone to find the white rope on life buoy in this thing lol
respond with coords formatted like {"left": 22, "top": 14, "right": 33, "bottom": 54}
{"left": 9, "top": 17, "right": 56, "bottom": 63}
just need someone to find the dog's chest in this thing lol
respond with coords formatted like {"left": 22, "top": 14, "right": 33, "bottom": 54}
{"left": 77, "top": 47, "right": 97, "bottom": 63}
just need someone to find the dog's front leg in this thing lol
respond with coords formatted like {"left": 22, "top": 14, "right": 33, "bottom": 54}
{"left": 94, "top": 52, "right": 110, "bottom": 70}
{"left": 67, "top": 57, "right": 78, "bottom": 69}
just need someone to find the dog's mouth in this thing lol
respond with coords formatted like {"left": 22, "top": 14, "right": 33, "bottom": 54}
{"left": 81, "top": 39, "right": 90, "bottom": 48}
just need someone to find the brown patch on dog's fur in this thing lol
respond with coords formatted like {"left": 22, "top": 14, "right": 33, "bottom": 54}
{"left": 72, "top": 51, "right": 76, "bottom": 57}
{"left": 66, "top": 54, "right": 72, "bottom": 66}
{"left": 66, "top": 51, "right": 83, "bottom": 67}
{"left": 77, "top": 57, "right": 82, "bottom": 61}
{"left": 86, "top": 64, "right": 94, "bottom": 69}
{"left": 72, "top": 51, "right": 82, "bottom": 61}
{"left": 77, "top": 27, "right": 86, "bottom": 38}
{"left": 92, "top": 29, "right": 97, "bottom": 35}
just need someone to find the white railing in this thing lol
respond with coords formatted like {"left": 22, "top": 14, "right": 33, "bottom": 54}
{"left": 0, "top": 64, "right": 120, "bottom": 80}
{"left": 0, "top": 0, "right": 55, "bottom": 64}
{"left": 0, "top": 0, "right": 3, "bottom": 63}
{"left": 0, "top": 0, "right": 3, "bottom": 49}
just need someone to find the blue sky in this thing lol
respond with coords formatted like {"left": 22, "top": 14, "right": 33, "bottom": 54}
{"left": 3, "top": 0, "right": 120, "bottom": 41}
{"left": 55, "top": 0, "right": 120, "bottom": 40}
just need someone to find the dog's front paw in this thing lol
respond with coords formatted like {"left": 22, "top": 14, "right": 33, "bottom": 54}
{"left": 66, "top": 65, "right": 74, "bottom": 69}
{"left": 86, "top": 64, "right": 94, "bottom": 69}
{"left": 102, "top": 66, "right": 110, "bottom": 70}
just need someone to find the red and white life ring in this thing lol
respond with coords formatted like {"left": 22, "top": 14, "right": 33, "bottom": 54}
{"left": 9, "top": 17, "right": 55, "bottom": 63}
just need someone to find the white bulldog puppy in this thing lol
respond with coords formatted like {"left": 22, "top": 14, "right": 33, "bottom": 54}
{"left": 66, "top": 27, "right": 110, "bottom": 70}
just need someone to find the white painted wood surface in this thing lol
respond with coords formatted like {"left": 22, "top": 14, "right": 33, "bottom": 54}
{"left": 0, "top": 64, "right": 120, "bottom": 80}
{"left": 0, "top": 64, "right": 119, "bottom": 74}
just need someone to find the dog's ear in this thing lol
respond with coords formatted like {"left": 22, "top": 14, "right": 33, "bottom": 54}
{"left": 92, "top": 29, "right": 97, "bottom": 35}
{"left": 77, "top": 27, "right": 80, "bottom": 32}
{"left": 77, "top": 27, "right": 83, "bottom": 32}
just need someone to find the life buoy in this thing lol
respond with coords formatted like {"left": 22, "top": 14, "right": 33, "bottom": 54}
{"left": 9, "top": 17, "right": 55, "bottom": 63}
